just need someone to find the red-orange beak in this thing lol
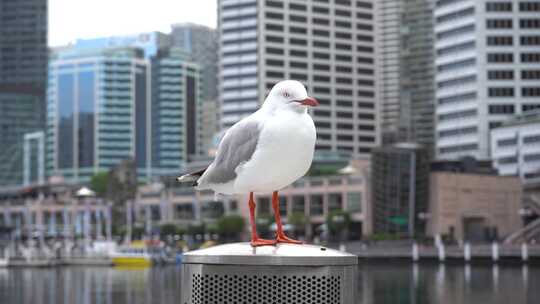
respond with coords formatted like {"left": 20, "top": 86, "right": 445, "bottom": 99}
{"left": 297, "top": 96, "right": 319, "bottom": 107}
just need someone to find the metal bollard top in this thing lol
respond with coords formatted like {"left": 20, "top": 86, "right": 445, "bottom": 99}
{"left": 182, "top": 242, "right": 358, "bottom": 266}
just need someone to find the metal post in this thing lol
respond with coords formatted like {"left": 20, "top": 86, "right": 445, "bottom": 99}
{"left": 106, "top": 203, "right": 112, "bottom": 241}
{"left": 464, "top": 242, "right": 471, "bottom": 263}
{"left": 521, "top": 243, "right": 528, "bottom": 262}
{"left": 437, "top": 243, "right": 446, "bottom": 262}
{"left": 96, "top": 209, "right": 103, "bottom": 240}
{"left": 412, "top": 242, "right": 419, "bottom": 262}
{"left": 181, "top": 243, "right": 357, "bottom": 304}
{"left": 492, "top": 242, "right": 499, "bottom": 263}
{"left": 126, "top": 200, "right": 132, "bottom": 243}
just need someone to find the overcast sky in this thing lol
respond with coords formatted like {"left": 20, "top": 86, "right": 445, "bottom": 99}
{"left": 49, "top": 0, "right": 217, "bottom": 46}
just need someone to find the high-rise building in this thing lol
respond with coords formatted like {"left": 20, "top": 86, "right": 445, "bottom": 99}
{"left": 376, "top": 0, "right": 436, "bottom": 149}
{"left": 171, "top": 23, "right": 220, "bottom": 157}
{"left": 151, "top": 48, "right": 202, "bottom": 175}
{"left": 371, "top": 143, "right": 430, "bottom": 237}
{"left": 491, "top": 110, "right": 540, "bottom": 188}
{"left": 434, "top": 0, "right": 540, "bottom": 160}
{"left": 0, "top": 0, "right": 48, "bottom": 187}
{"left": 47, "top": 43, "right": 202, "bottom": 184}
{"left": 171, "top": 23, "right": 218, "bottom": 101}
{"left": 218, "top": 0, "right": 379, "bottom": 157}
{"left": 47, "top": 47, "right": 151, "bottom": 184}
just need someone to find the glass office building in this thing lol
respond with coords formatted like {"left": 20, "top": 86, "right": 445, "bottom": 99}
{"left": 47, "top": 44, "right": 201, "bottom": 184}
{"left": 151, "top": 48, "right": 202, "bottom": 176}
{"left": 0, "top": 0, "right": 48, "bottom": 187}
{"left": 47, "top": 47, "right": 151, "bottom": 183}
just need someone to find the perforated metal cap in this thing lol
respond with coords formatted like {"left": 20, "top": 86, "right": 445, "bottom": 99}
{"left": 182, "top": 242, "right": 358, "bottom": 266}
{"left": 181, "top": 243, "right": 358, "bottom": 304}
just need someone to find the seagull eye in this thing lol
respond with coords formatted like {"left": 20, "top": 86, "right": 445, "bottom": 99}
{"left": 283, "top": 92, "right": 290, "bottom": 98}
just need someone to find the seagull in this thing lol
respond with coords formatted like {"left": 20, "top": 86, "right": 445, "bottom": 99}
{"left": 178, "top": 80, "right": 318, "bottom": 246}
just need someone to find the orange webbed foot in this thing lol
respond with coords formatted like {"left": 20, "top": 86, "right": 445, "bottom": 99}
{"left": 276, "top": 234, "right": 302, "bottom": 244}
{"left": 250, "top": 238, "right": 277, "bottom": 247}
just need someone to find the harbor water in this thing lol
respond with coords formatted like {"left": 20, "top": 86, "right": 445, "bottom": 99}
{"left": 0, "top": 263, "right": 539, "bottom": 303}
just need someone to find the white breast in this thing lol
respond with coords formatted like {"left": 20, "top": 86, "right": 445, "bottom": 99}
{"left": 233, "top": 110, "right": 316, "bottom": 193}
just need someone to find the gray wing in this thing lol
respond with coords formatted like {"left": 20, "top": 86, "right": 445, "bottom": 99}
{"left": 201, "top": 119, "right": 261, "bottom": 185}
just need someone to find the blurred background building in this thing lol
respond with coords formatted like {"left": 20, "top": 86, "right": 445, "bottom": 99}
{"left": 46, "top": 47, "right": 152, "bottom": 183}
{"left": 151, "top": 48, "right": 202, "bottom": 174}
{"left": 47, "top": 44, "right": 202, "bottom": 184}
{"left": 0, "top": 0, "right": 48, "bottom": 187}
{"left": 170, "top": 23, "right": 220, "bottom": 158}
{"left": 428, "top": 160, "right": 522, "bottom": 242}
{"left": 371, "top": 143, "right": 430, "bottom": 238}
{"left": 376, "top": 0, "right": 436, "bottom": 152}
{"left": 434, "top": 0, "right": 540, "bottom": 160}
{"left": 490, "top": 110, "right": 540, "bottom": 189}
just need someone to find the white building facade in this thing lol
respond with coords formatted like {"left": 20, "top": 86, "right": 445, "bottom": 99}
{"left": 490, "top": 111, "right": 540, "bottom": 187}
{"left": 219, "top": 0, "right": 380, "bottom": 157}
{"left": 435, "top": 0, "right": 540, "bottom": 160}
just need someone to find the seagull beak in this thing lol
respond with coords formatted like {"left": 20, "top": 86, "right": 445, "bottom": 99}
{"left": 298, "top": 96, "right": 319, "bottom": 107}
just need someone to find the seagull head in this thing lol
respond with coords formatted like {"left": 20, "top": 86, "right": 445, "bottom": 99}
{"left": 264, "top": 80, "right": 319, "bottom": 112}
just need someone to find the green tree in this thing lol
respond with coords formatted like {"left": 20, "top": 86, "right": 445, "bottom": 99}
{"left": 326, "top": 210, "right": 351, "bottom": 241}
{"left": 217, "top": 215, "right": 245, "bottom": 241}
{"left": 90, "top": 171, "right": 109, "bottom": 197}
{"left": 160, "top": 223, "right": 186, "bottom": 238}
{"left": 288, "top": 212, "right": 307, "bottom": 236}
{"left": 256, "top": 215, "right": 274, "bottom": 239}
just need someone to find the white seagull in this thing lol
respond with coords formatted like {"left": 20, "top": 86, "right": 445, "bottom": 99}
{"left": 178, "top": 80, "right": 319, "bottom": 246}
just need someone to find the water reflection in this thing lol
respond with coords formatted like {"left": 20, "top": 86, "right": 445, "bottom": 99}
{"left": 0, "top": 264, "right": 538, "bottom": 304}
{"left": 0, "top": 266, "right": 182, "bottom": 304}
{"left": 358, "top": 263, "right": 539, "bottom": 304}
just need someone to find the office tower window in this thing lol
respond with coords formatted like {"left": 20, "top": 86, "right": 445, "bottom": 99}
{"left": 522, "top": 87, "right": 540, "bottom": 97}
{"left": 522, "top": 104, "right": 540, "bottom": 112}
{"left": 439, "top": 144, "right": 478, "bottom": 154}
{"left": 498, "top": 137, "right": 517, "bottom": 147}
{"left": 486, "top": 19, "right": 513, "bottom": 29}
{"left": 487, "top": 70, "right": 514, "bottom": 80}
{"left": 436, "top": 7, "right": 475, "bottom": 24}
{"left": 520, "top": 35, "right": 540, "bottom": 45}
{"left": 523, "top": 135, "right": 540, "bottom": 144}
{"left": 266, "top": 24, "right": 284, "bottom": 31}
{"left": 487, "top": 53, "right": 514, "bottom": 63}
{"left": 437, "top": 24, "right": 475, "bottom": 40}
{"left": 437, "top": 58, "right": 476, "bottom": 72}
{"left": 521, "top": 53, "right": 540, "bottom": 62}
{"left": 439, "top": 126, "right": 477, "bottom": 137}
{"left": 290, "top": 14, "right": 307, "bottom": 23}
{"left": 438, "top": 109, "right": 477, "bottom": 121}
{"left": 489, "top": 104, "right": 515, "bottom": 114}
{"left": 437, "top": 41, "right": 475, "bottom": 56}
{"left": 437, "top": 75, "right": 476, "bottom": 88}
{"left": 487, "top": 36, "right": 513, "bottom": 46}
{"left": 438, "top": 92, "right": 477, "bottom": 105}
{"left": 521, "top": 70, "right": 540, "bottom": 79}
{"left": 520, "top": 2, "right": 540, "bottom": 11}
{"left": 290, "top": 3, "right": 307, "bottom": 11}
{"left": 488, "top": 87, "right": 515, "bottom": 97}
{"left": 520, "top": 19, "right": 540, "bottom": 28}
{"left": 486, "top": 2, "right": 512, "bottom": 12}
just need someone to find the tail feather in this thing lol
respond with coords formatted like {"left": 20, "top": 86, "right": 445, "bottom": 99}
{"left": 177, "top": 167, "right": 207, "bottom": 186}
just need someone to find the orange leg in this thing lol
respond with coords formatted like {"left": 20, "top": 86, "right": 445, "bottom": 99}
{"left": 249, "top": 192, "right": 276, "bottom": 247}
{"left": 272, "top": 191, "right": 302, "bottom": 244}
